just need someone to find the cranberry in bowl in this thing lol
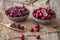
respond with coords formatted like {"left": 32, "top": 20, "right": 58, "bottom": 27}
{"left": 33, "top": 7, "right": 56, "bottom": 24}
{"left": 5, "top": 6, "right": 29, "bottom": 21}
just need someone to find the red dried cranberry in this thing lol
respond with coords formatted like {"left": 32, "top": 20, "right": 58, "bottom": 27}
{"left": 40, "top": 8, "right": 45, "bottom": 13}
{"left": 29, "top": 27, "right": 34, "bottom": 32}
{"left": 35, "top": 23, "right": 40, "bottom": 29}
{"left": 35, "top": 28, "right": 40, "bottom": 32}
{"left": 20, "top": 34, "right": 25, "bottom": 40}
{"left": 15, "top": 23, "right": 20, "bottom": 28}
{"left": 36, "top": 34, "right": 41, "bottom": 39}
{"left": 46, "top": 7, "right": 51, "bottom": 11}
{"left": 39, "top": 13, "right": 43, "bottom": 17}
{"left": 47, "top": 15, "right": 51, "bottom": 20}
{"left": 37, "top": 10, "right": 40, "bottom": 13}
{"left": 53, "top": 24, "right": 58, "bottom": 29}
{"left": 52, "top": 15, "right": 56, "bottom": 18}
{"left": 20, "top": 26, "right": 25, "bottom": 30}
{"left": 41, "top": 17, "right": 45, "bottom": 20}
{"left": 33, "top": 13, "right": 36, "bottom": 17}
{"left": 10, "top": 23, "right": 16, "bottom": 28}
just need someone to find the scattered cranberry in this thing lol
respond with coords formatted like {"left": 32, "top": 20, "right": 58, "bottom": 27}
{"left": 5, "top": 6, "right": 29, "bottom": 17}
{"left": 35, "top": 23, "right": 40, "bottom": 29}
{"left": 20, "top": 34, "right": 25, "bottom": 40}
{"left": 34, "top": 23, "right": 40, "bottom": 32}
{"left": 35, "top": 28, "right": 40, "bottom": 32}
{"left": 36, "top": 34, "right": 41, "bottom": 39}
{"left": 53, "top": 24, "right": 58, "bottom": 29}
{"left": 29, "top": 27, "right": 34, "bottom": 32}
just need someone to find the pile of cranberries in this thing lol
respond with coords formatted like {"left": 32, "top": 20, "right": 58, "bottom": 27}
{"left": 29, "top": 23, "right": 40, "bottom": 32}
{"left": 10, "top": 23, "right": 25, "bottom": 30}
{"left": 5, "top": 6, "right": 29, "bottom": 17}
{"left": 33, "top": 7, "right": 56, "bottom": 24}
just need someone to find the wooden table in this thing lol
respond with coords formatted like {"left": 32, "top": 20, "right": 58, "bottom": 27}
{"left": 0, "top": 0, "right": 60, "bottom": 40}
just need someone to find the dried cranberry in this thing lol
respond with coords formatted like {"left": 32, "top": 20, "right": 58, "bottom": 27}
{"left": 36, "top": 34, "right": 41, "bottom": 39}
{"left": 20, "top": 34, "right": 25, "bottom": 40}
{"left": 53, "top": 24, "right": 58, "bottom": 29}
{"left": 29, "top": 27, "right": 34, "bottom": 32}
